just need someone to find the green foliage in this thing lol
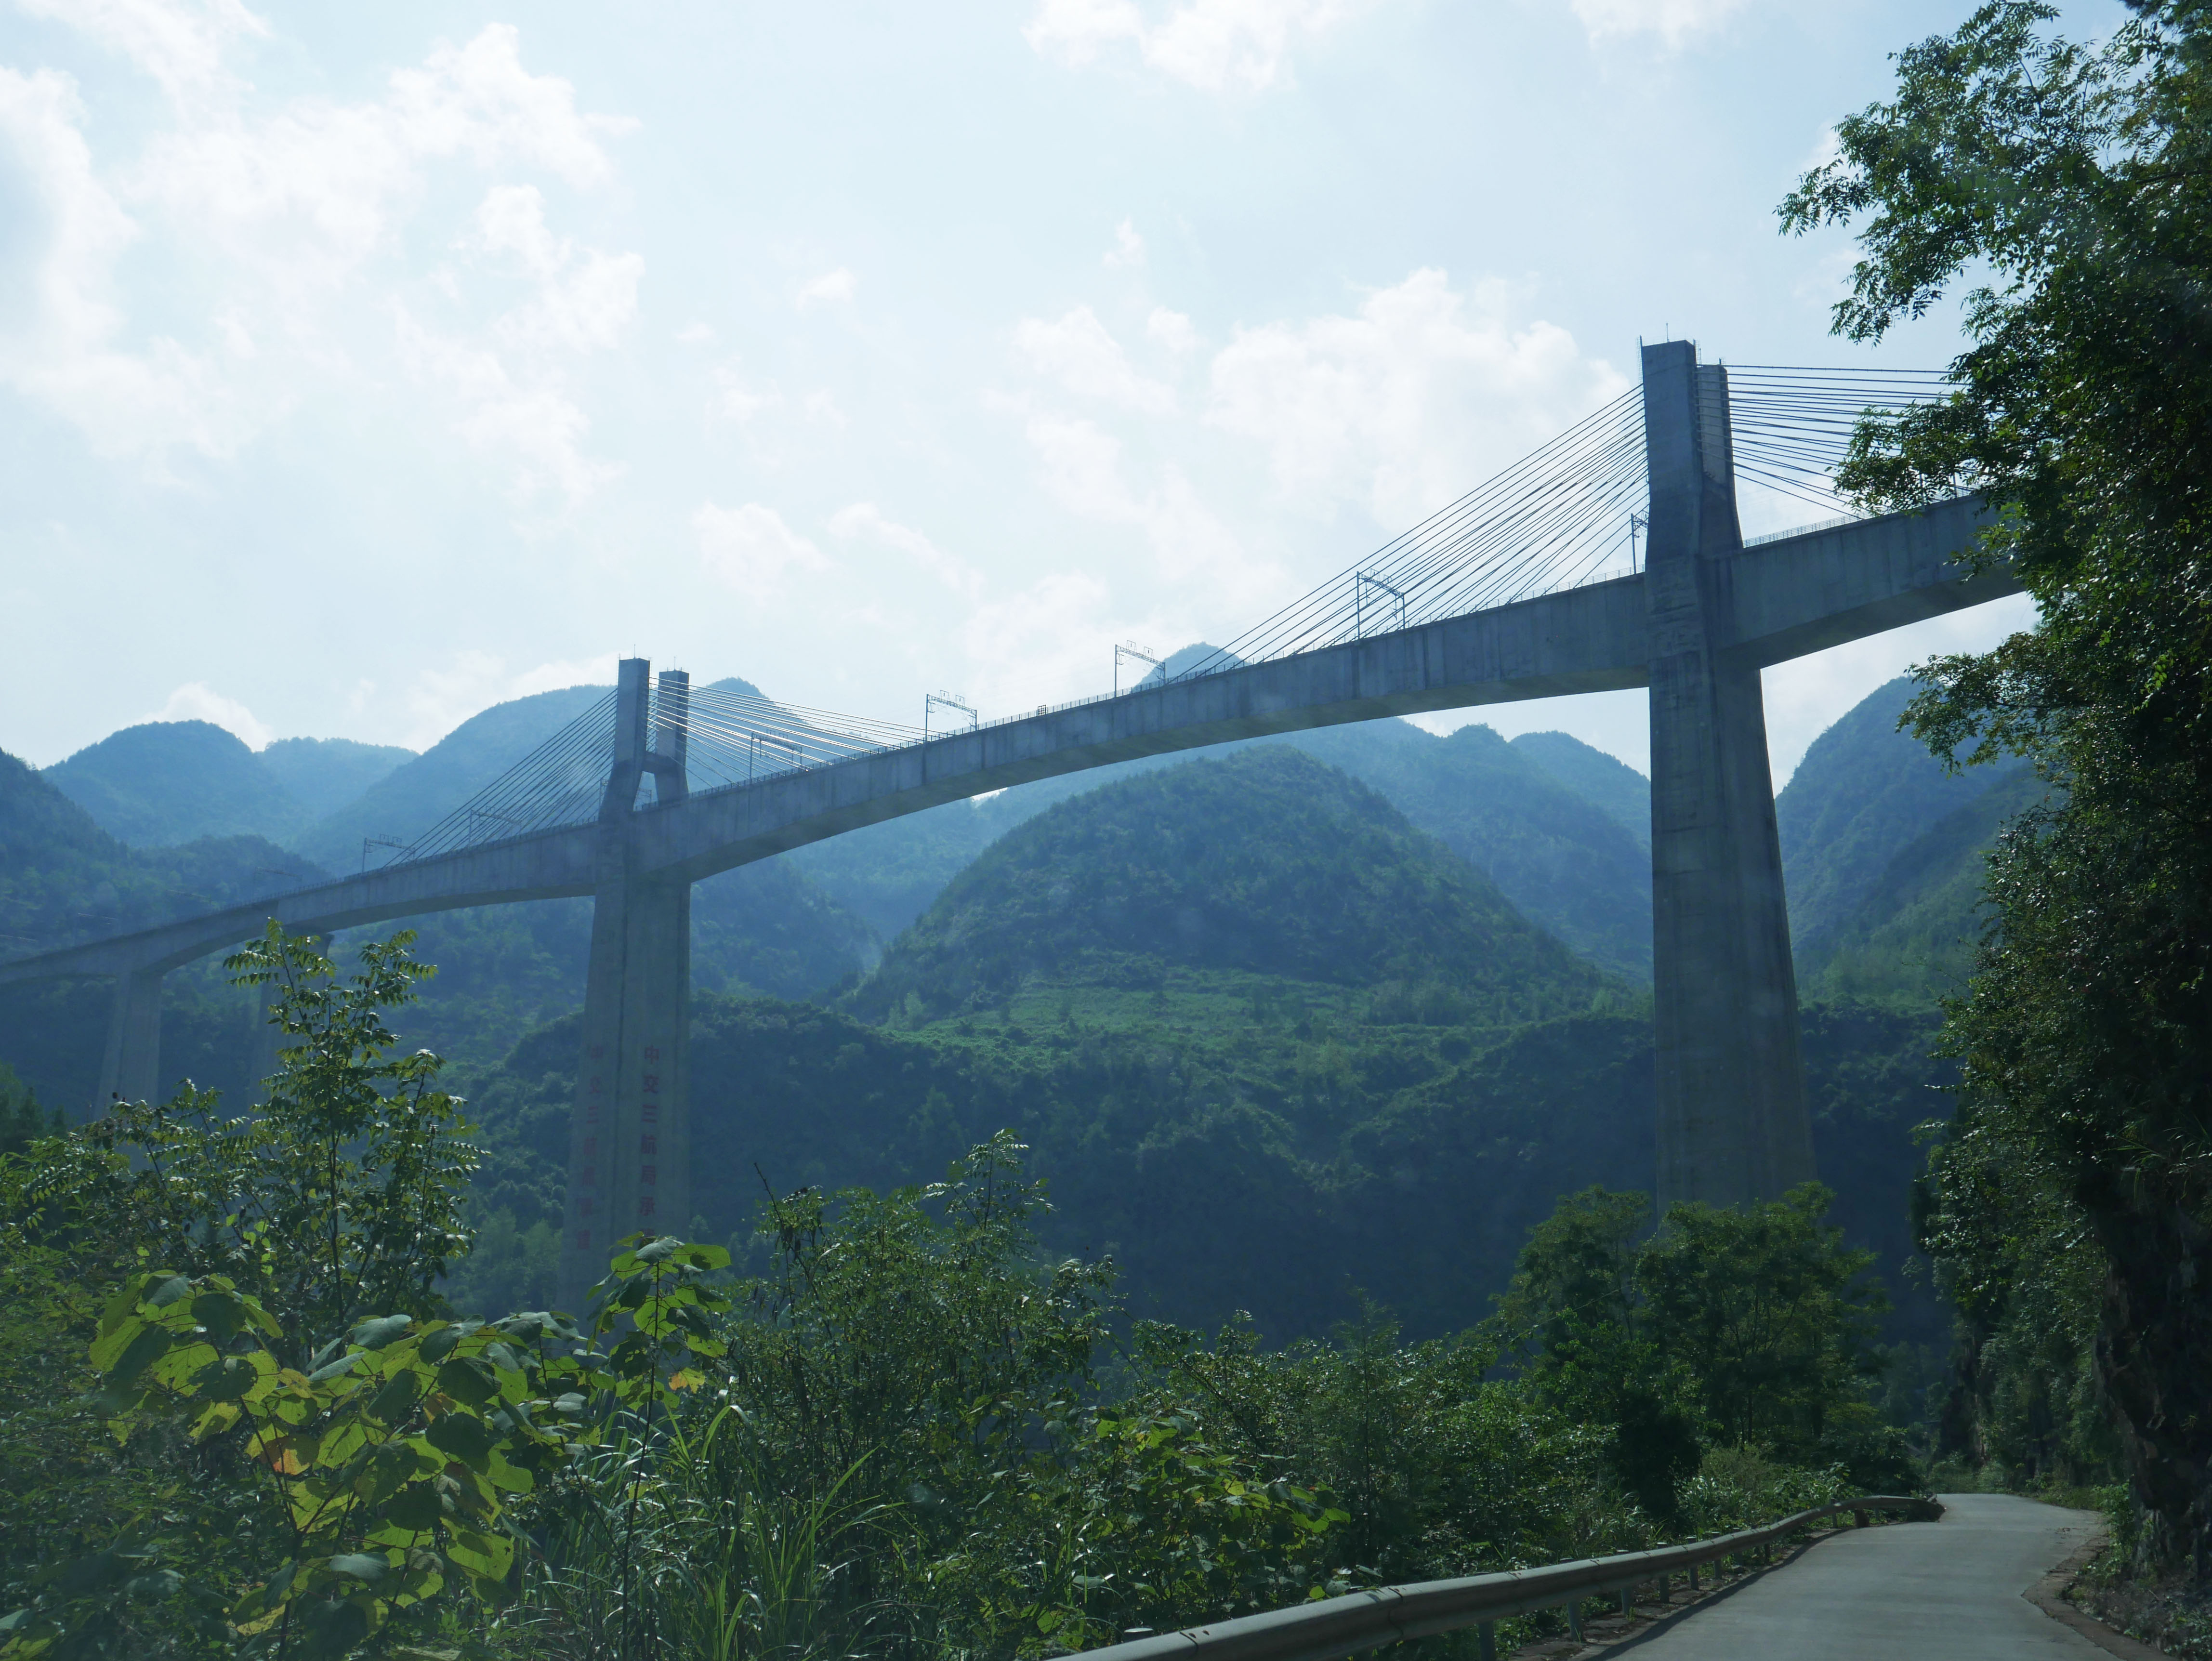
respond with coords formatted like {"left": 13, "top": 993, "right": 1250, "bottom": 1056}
{"left": 13, "top": 924, "right": 476, "bottom": 1357}
{"left": 0, "top": 1066, "right": 54, "bottom": 1158}
{"left": 0, "top": 926, "right": 576, "bottom": 1657}
{"left": 1489, "top": 1184, "right": 1904, "bottom": 1516}
{"left": 1785, "top": 0, "right": 2212, "bottom": 1564}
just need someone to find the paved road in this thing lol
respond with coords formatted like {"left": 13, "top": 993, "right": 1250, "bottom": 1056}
{"left": 1625, "top": 1493, "right": 2107, "bottom": 1659}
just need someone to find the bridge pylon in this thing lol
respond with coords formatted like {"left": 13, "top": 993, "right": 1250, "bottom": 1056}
{"left": 557, "top": 659, "right": 695, "bottom": 1308}
{"left": 1641, "top": 340, "right": 1817, "bottom": 1209}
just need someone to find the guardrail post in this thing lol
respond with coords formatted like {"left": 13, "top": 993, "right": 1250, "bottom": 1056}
{"left": 1476, "top": 1620, "right": 1496, "bottom": 1661}
{"left": 1568, "top": 1601, "right": 1583, "bottom": 1642}
{"left": 1688, "top": 1561, "right": 1698, "bottom": 1592}
{"left": 1854, "top": 1508, "right": 1869, "bottom": 1529}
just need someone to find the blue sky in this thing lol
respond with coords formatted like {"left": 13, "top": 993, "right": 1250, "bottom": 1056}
{"left": 1, "top": 0, "right": 2107, "bottom": 780}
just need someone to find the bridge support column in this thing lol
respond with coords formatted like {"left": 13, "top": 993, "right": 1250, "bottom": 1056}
{"left": 96, "top": 965, "right": 163, "bottom": 1113}
{"left": 1641, "top": 341, "right": 1816, "bottom": 1209}
{"left": 558, "top": 660, "right": 695, "bottom": 1310}
{"left": 241, "top": 972, "right": 285, "bottom": 1105}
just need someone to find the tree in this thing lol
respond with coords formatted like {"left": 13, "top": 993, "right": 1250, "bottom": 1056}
{"left": 1636, "top": 1188, "right": 1886, "bottom": 1459}
{"left": 0, "top": 928, "right": 587, "bottom": 1656}
{"left": 1489, "top": 1186, "right": 1892, "bottom": 1516}
{"left": 1782, "top": 0, "right": 2212, "bottom": 1567}
{"left": 13, "top": 923, "right": 476, "bottom": 1360}
{"left": 1487, "top": 1189, "right": 1704, "bottom": 1520}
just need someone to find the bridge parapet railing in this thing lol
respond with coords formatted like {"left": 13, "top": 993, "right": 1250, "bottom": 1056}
{"left": 1081, "top": 1493, "right": 1940, "bottom": 1661}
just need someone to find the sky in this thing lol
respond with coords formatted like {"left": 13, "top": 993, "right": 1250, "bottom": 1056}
{"left": 0, "top": 0, "right": 2115, "bottom": 784}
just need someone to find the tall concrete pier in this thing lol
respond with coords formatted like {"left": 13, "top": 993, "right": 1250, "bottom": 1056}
{"left": 1642, "top": 341, "right": 1817, "bottom": 1208}
{"left": 557, "top": 660, "right": 697, "bottom": 1297}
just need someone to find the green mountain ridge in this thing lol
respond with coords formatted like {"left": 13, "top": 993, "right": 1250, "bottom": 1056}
{"left": 1510, "top": 729, "right": 1652, "bottom": 850}
{"left": 46, "top": 721, "right": 310, "bottom": 848}
{"left": 1776, "top": 677, "right": 2028, "bottom": 953}
{"left": 43, "top": 722, "right": 416, "bottom": 850}
{"left": 847, "top": 747, "right": 1615, "bottom": 1028}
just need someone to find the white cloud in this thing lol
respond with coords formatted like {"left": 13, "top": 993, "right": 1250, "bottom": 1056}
{"left": 830, "top": 502, "right": 985, "bottom": 599}
{"left": 468, "top": 185, "right": 643, "bottom": 356}
{"left": 144, "top": 679, "right": 271, "bottom": 748}
{"left": 1147, "top": 307, "right": 1198, "bottom": 355}
{"left": 797, "top": 267, "right": 856, "bottom": 307}
{"left": 1009, "top": 403, "right": 1278, "bottom": 612}
{"left": 711, "top": 360, "right": 779, "bottom": 422}
{"left": 1206, "top": 266, "right": 1628, "bottom": 526}
{"left": 1014, "top": 305, "right": 1177, "bottom": 415}
{"left": 693, "top": 502, "right": 834, "bottom": 597}
{"left": 17, "top": 0, "right": 266, "bottom": 110}
{"left": 0, "top": 16, "right": 636, "bottom": 486}
{"left": 1024, "top": 0, "right": 1375, "bottom": 94}
{"left": 394, "top": 304, "right": 620, "bottom": 505}
{"left": 1104, "top": 218, "right": 1145, "bottom": 267}
{"left": 0, "top": 66, "right": 253, "bottom": 461}
{"left": 959, "top": 568, "right": 1119, "bottom": 712}
{"left": 1567, "top": 0, "right": 1751, "bottom": 47}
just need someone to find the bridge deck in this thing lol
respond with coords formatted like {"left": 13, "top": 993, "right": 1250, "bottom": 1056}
{"left": 0, "top": 495, "right": 2014, "bottom": 986}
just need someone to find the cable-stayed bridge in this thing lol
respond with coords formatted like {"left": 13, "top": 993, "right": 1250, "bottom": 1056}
{"left": 0, "top": 342, "right": 2019, "bottom": 1304}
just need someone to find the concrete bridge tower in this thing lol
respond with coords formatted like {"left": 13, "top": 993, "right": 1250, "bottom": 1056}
{"left": 1641, "top": 340, "right": 1817, "bottom": 1208}
{"left": 556, "top": 659, "right": 696, "bottom": 1301}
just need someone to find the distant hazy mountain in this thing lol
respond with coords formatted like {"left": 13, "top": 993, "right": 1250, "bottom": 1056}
{"left": 257, "top": 737, "right": 414, "bottom": 819}
{"left": 1511, "top": 730, "right": 1651, "bottom": 850}
{"left": 849, "top": 746, "right": 1614, "bottom": 1027}
{"left": 45, "top": 721, "right": 309, "bottom": 848}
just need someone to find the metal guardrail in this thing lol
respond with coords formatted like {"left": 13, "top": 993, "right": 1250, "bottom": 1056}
{"left": 1085, "top": 1494, "right": 1941, "bottom": 1661}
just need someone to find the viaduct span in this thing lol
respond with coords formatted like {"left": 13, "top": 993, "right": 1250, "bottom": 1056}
{"left": 0, "top": 343, "right": 2022, "bottom": 1303}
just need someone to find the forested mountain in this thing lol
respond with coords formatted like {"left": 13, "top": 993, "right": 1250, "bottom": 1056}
{"left": 1509, "top": 729, "right": 1652, "bottom": 849}
{"left": 1288, "top": 722, "right": 1649, "bottom": 978}
{"left": 0, "top": 748, "right": 326, "bottom": 956}
{"left": 790, "top": 706, "right": 1652, "bottom": 979}
{"left": 1775, "top": 677, "right": 2036, "bottom": 1004}
{"left": 46, "top": 721, "right": 313, "bottom": 847}
{"left": 848, "top": 746, "right": 1613, "bottom": 1027}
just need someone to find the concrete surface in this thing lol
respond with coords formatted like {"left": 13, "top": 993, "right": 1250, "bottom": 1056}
{"left": 1625, "top": 1493, "right": 2107, "bottom": 1659}
{"left": 1642, "top": 343, "right": 1815, "bottom": 1209}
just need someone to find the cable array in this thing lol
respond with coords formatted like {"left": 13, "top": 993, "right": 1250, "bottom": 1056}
{"left": 1174, "top": 389, "right": 1651, "bottom": 681}
{"left": 353, "top": 362, "right": 1966, "bottom": 879}
{"left": 376, "top": 691, "right": 620, "bottom": 869}
{"left": 658, "top": 681, "right": 924, "bottom": 794}
{"left": 1725, "top": 365, "right": 1955, "bottom": 520}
